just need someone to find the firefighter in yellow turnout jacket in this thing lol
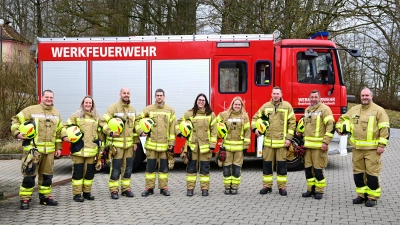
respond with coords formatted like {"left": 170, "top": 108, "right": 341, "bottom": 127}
{"left": 252, "top": 86, "right": 296, "bottom": 196}
{"left": 63, "top": 96, "right": 104, "bottom": 202}
{"left": 138, "top": 89, "right": 176, "bottom": 197}
{"left": 11, "top": 90, "right": 63, "bottom": 210}
{"left": 217, "top": 96, "right": 250, "bottom": 195}
{"left": 99, "top": 88, "right": 139, "bottom": 199}
{"left": 176, "top": 94, "right": 217, "bottom": 197}
{"left": 336, "top": 88, "right": 389, "bottom": 207}
{"left": 297, "top": 90, "right": 334, "bottom": 200}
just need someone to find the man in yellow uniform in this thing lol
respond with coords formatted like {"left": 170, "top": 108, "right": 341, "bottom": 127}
{"left": 137, "top": 89, "right": 176, "bottom": 197}
{"left": 11, "top": 90, "right": 64, "bottom": 210}
{"left": 336, "top": 87, "right": 389, "bottom": 207}
{"left": 252, "top": 86, "right": 296, "bottom": 196}
{"left": 99, "top": 87, "right": 139, "bottom": 199}
{"left": 296, "top": 90, "right": 334, "bottom": 200}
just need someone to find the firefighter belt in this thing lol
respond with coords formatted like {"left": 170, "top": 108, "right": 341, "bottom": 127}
{"left": 22, "top": 148, "right": 41, "bottom": 175}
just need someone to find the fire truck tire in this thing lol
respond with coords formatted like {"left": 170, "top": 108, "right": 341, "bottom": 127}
{"left": 132, "top": 142, "right": 146, "bottom": 172}
{"left": 286, "top": 157, "right": 304, "bottom": 171}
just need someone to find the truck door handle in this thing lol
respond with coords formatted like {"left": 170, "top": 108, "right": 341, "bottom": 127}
{"left": 294, "top": 108, "right": 305, "bottom": 113}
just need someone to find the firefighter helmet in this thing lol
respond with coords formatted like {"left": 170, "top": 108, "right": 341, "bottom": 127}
{"left": 108, "top": 117, "right": 125, "bottom": 134}
{"left": 297, "top": 117, "right": 305, "bottom": 133}
{"left": 66, "top": 126, "right": 83, "bottom": 143}
{"left": 217, "top": 122, "right": 228, "bottom": 139}
{"left": 337, "top": 119, "right": 351, "bottom": 134}
{"left": 179, "top": 120, "right": 193, "bottom": 137}
{"left": 256, "top": 119, "right": 269, "bottom": 135}
{"left": 139, "top": 118, "right": 154, "bottom": 133}
{"left": 19, "top": 121, "right": 36, "bottom": 139}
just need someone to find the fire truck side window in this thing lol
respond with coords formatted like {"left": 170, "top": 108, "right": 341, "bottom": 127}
{"left": 219, "top": 61, "right": 247, "bottom": 93}
{"left": 255, "top": 61, "right": 272, "bottom": 86}
{"left": 297, "top": 52, "right": 333, "bottom": 85}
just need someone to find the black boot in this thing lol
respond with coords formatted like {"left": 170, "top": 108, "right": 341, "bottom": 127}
{"left": 187, "top": 189, "right": 194, "bottom": 197}
{"left": 83, "top": 192, "right": 95, "bottom": 200}
{"left": 279, "top": 188, "right": 287, "bottom": 196}
{"left": 20, "top": 200, "right": 29, "bottom": 210}
{"left": 314, "top": 192, "right": 323, "bottom": 199}
{"left": 39, "top": 196, "right": 58, "bottom": 206}
{"left": 260, "top": 187, "right": 272, "bottom": 194}
{"left": 365, "top": 198, "right": 377, "bottom": 207}
{"left": 160, "top": 188, "right": 170, "bottom": 196}
{"left": 202, "top": 189, "right": 209, "bottom": 196}
{"left": 73, "top": 194, "right": 84, "bottom": 202}
{"left": 141, "top": 188, "right": 154, "bottom": 197}
{"left": 224, "top": 188, "right": 231, "bottom": 195}
{"left": 122, "top": 190, "right": 134, "bottom": 197}
{"left": 353, "top": 195, "right": 367, "bottom": 204}
{"left": 110, "top": 191, "right": 119, "bottom": 199}
{"left": 230, "top": 189, "right": 238, "bottom": 195}
{"left": 302, "top": 186, "right": 315, "bottom": 197}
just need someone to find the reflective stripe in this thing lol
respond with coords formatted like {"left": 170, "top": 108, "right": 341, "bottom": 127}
{"left": 307, "top": 178, "right": 315, "bottom": 187}
{"left": 72, "top": 179, "right": 83, "bottom": 186}
{"left": 83, "top": 179, "right": 93, "bottom": 185}
{"left": 231, "top": 176, "right": 241, "bottom": 184}
{"left": 367, "top": 116, "right": 374, "bottom": 141}
{"left": 349, "top": 137, "right": 379, "bottom": 147}
{"left": 304, "top": 137, "right": 323, "bottom": 142}
{"left": 145, "top": 173, "right": 156, "bottom": 179}
{"left": 200, "top": 176, "right": 210, "bottom": 183}
{"left": 379, "top": 137, "right": 388, "bottom": 145}
{"left": 325, "top": 132, "right": 334, "bottom": 137}
{"left": 355, "top": 186, "right": 369, "bottom": 195}
{"left": 276, "top": 175, "right": 287, "bottom": 183}
{"left": 186, "top": 175, "right": 197, "bottom": 182}
{"left": 38, "top": 185, "right": 52, "bottom": 194}
{"left": 145, "top": 140, "right": 169, "bottom": 151}
{"left": 108, "top": 181, "right": 119, "bottom": 188}
{"left": 19, "top": 186, "right": 34, "bottom": 196}
{"left": 264, "top": 139, "right": 285, "bottom": 148}
{"left": 223, "top": 145, "right": 244, "bottom": 151}
{"left": 323, "top": 115, "right": 334, "bottom": 125}
{"left": 159, "top": 173, "right": 168, "bottom": 179}
{"left": 367, "top": 188, "right": 381, "bottom": 197}
{"left": 262, "top": 175, "right": 273, "bottom": 182}
{"left": 223, "top": 176, "right": 233, "bottom": 184}
{"left": 315, "top": 178, "right": 326, "bottom": 187}
{"left": 304, "top": 141, "right": 323, "bottom": 149}
{"left": 378, "top": 122, "right": 390, "bottom": 129}
{"left": 121, "top": 179, "right": 131, "bottom": 186}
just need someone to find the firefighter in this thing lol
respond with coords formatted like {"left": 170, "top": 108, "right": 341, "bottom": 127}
{"left": 63, "top": 95, "right": 104, "bottom": 202}
{"left": 137, "top": 89, "right": 176, "bottom": 197}
{"left": 296, "top": 90, "right": 334, "bottom": 200}
{"left": 336, "top": 87, "right": 389, "bottom": 207}
{"left": 217, "top": 96, "right": 250, "bottom": 195}
{"left": 176, "top": 94, "right": 217, "bottom": 197}
{"left": 252, "top": 86, "right": 296, "bottom": 196}
{"left": 11, "top": 90, "right": 63, "bottom": 210}
{"left": 99, "top": 88, "right": 139, "bottom": 199}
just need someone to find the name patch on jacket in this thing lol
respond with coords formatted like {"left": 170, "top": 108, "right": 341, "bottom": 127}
{"left": 31, "top": 114, "right": 59, "bottom": 119}
{"left": 305, "top": 111, "right": 322, "bottom": 118}
{"left": 114, "top": 112, "right": 135, "bottom": 117}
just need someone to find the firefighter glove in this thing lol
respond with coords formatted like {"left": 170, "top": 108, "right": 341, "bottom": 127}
{"left": 218, "top": 147, "right": 226, "bottom": 161}
{"left": 22, "top": 148, "right": 41, "bottom": 175}
{"left": 167, "top": 150, "right": 175, "bottom": 169}
{"left": 295, "top": 145, "right": 306, "bottom": 158}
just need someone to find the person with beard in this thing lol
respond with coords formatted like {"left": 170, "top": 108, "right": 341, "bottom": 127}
{"left": 176, "top": 94, "right": 217, "bottom": 197}
{"left": 296, "top": 90, "right": 334, "bottom": 200}
{"left": 137, "top": 89, "right": 176, "bottom": 197}
{"left": 99, "top": 87, "right": 139, "bottom": 199}
{"left": 336, "top": 87, "right": 389, "bottom": 207}
{"left": 11, "top": 90, "right": 63, "bottom": 209}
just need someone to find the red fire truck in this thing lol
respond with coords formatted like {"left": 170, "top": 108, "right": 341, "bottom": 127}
{"left": 35, "top": 32, "right": 360, "bottom": 171}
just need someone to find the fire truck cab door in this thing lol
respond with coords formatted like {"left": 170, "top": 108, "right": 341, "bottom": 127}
{"left": 212, "top": 56, "right": 252, "bottom": 115}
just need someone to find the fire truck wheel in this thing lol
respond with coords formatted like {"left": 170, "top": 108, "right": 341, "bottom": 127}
{"left": 132, "top": 143, "right": 146, "bottom": 173}
{"left": 286, "top": 157, "right": 304, "bottom": 171}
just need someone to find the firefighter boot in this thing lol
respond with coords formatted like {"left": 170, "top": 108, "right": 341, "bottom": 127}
{"left": 122, "top": 190, "right": 134, "bottom": 197}
{"left": 39, "top": 196, "right": 58, "bottom": 206}
{"left": 110, "top": 191, "right": 119, "bottom": 199}
{"left": 141, "top": 188, "right": 154, "bottom": 197}
{"left": 20, "top": 200, "right": 29, "bottom": 210}
{"left": 260, "top": 187, "right": 272, "bottom": 195}
{"left": 279, "top": 188, "right": 287, "bottom": 196}
{"left": 160, "top": 188, "right": 170, "bottom": 196}
{"left": 83, "top": 192, "right": 95, "bottom": 200}
{"left": 73, "top": 194, "right": 84, "bottom": 202}
{"left": 187, "top": 189, "right": 194, "bottom": 197}
{"left": 224, "top": 188, "right": 231, "bottom": 195}
{"left": 365, "top": 198, "right": 377, "bottom": 207}
{"left": 353, "top": 195, "right": 367, "bottom": 204}
{"left": 302, "top": 186, "right": 315, "bottom": 197}
{"left": 202, "top": 189, "right": 209, "bottom": 196}
{"left": 231, "top": 189, "right": 238, "bottom": 195}
{"left": 314, "top": 192, "right": 323, "bottom": 200}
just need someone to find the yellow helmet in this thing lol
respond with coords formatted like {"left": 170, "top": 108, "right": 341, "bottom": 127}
{"left": 108, "top": 117, "right": 125, "bottom": 134}
{"left": 19, "top": 121, "right": 36, "bottom": 139}
{"left": 256, "top": 119, "right": 269, "bottom": 135}
{"left": 217, "top": 122, "right": 228, "bottom": 139}
{"left": 179, "top": 120, "right": 193, "bottom": 137}
{"left": 139, "top": 118, "right": 154, "bottom": 133}
{"left": 337, "top": 119, "right": 351, "bottom": 134}
{"left": 297, "top": 117, "right": 305, "bottom": 133}
{"left": 66, "top": 126, "right": 83, "bottom": 143}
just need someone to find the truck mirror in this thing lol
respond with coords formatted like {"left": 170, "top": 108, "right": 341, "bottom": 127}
{"left": 304, "top": 49, "right": 318, "bottom": 57}
{"left": 349, "top": 49, "right": 361, "bottom": 57}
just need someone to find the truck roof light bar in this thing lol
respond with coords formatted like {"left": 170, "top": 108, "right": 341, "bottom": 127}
{"left": 217, "top": 42, "right": 250, "bottom": 48}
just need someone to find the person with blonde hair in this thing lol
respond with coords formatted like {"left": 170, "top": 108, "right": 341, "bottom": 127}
{"left": 63, "top": 95, "right": 104, "bottom": 202}
{"left": 216, "top": 96, "right": 251, "bottom": 195}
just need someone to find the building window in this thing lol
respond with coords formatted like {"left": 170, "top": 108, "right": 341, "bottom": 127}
{"left": 219, "top": 61, "right": 247, "bottom": 93}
